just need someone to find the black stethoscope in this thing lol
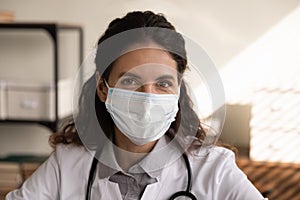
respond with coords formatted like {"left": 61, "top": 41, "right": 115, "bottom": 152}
{"left": 85, "top": 152, "right": 197, "bottom": 200}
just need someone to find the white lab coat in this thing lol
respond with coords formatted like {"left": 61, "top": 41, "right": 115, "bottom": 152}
{"left": 6, "top": 143, "right": 265, "bottom": 200}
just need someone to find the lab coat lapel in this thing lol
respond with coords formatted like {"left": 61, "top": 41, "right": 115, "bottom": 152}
{"left": 141, "top": 181, "right": 162, "bottom": 200}
{"left": 96, "top": 179, "right": 123, "bottom": 199}
{"left": 141, "top": 165, "right": 174, "bottom": 200}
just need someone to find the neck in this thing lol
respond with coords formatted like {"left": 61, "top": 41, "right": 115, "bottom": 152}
{"left": 113, "top": 127, "right": 157, "bottom": 171}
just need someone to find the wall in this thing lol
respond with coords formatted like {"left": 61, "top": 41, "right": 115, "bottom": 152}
{"left": 0, "top": 0, "right": 299, "bottom": 156}
{"left": 220, "top": 5, "right": 300, "bottom": 154}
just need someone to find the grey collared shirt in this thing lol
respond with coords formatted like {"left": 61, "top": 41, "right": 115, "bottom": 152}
{"left": 109, "top": 171, "right": 156, "bottom": 199}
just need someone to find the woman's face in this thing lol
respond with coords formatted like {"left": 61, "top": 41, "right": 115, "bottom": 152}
{"left": 106, "top": 48, "right": 179, "bottom": 95}
{"left": 96, "top": 47, "right": 180, "bottom": 150}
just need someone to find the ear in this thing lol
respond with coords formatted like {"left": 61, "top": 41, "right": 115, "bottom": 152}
{"left": 96, "top": 71, "right": 108, "bottom": 103}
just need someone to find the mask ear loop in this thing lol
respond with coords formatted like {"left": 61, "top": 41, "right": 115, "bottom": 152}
{"left": 103, "top": 80, "right": 110, "bottom": 89}
{"left": 95, "top": 70, "right": 110, "bottom": 90}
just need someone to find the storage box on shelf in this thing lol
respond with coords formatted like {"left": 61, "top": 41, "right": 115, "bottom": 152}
{"left": 0, "top": 23, "right": 83, "bottom": 132}
{"left": 0, "top": 79, "right": 72, "bottom": 121}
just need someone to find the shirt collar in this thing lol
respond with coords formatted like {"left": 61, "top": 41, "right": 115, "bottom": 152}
{"left": 97, "top": 135, "right": 181, "bottom": 179}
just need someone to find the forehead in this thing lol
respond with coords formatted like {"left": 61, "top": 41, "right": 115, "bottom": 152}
{"left": 109, "top": 48, "right": 177, "bottom": 80}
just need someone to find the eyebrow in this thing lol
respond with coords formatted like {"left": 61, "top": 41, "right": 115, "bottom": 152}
{"left": 155, "top": 75, "right": 176, "bottom": 82}
{"left": 118, "top": 72, "right": 177, "bottom": 82}
{"left": 118, "top": 72, "right": 142, "bottom": 79}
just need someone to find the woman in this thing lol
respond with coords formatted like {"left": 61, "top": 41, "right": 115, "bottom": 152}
{"left": 6, "top": 11, "right": 265, "bottom": 200}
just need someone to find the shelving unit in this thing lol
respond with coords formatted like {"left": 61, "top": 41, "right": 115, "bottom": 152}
{"left": 0, "top": 23, "right": 83, "bottom": 132}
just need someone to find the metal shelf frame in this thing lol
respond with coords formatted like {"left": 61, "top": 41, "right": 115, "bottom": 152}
{"left": 0, "top": 23, "right": 83, "bottom": 132}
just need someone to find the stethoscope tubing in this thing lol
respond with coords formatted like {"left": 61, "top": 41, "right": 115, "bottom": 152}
{"left": 85, "top": 152, "right": 197, "bottom": 200}
{"left": 86, "top": 154, "right": 98, "bottom": 200}
{"left": 168, "top": 153, "right": 197, "bottom": 200}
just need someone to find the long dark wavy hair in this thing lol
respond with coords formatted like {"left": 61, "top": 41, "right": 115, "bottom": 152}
{"left": 49, "top": 11, "right": 206, "bottom": 151}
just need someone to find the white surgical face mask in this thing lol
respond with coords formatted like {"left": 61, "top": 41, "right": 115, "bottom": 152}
{"left": 104, "top": 83, "right": 179, "bottom": 145}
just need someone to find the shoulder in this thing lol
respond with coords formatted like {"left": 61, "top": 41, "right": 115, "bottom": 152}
{"left": 190, "top": 145, "right": 236, "bottom": 163}
{"left": 189, "top": 146, "right": 240, "bottom": 177}
{"left": 51, "top": 144, "right": 94, "bottom": 182}
{"left": 187, "top": 147, "right": 264, "bottom": 199}
{"left": 55, "top": 143, "right": 87, "bottom": 155}
{"left": 206, "top": 146, "right": 236, "bottom": 163}
{"left": 54, "top": 144, "right": 93, "bottom": 165}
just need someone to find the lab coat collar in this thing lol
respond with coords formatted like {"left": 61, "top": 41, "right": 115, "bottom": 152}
{"left": 96, "top": 140, "right": 122, "bottom": 179}
{"left": 96, "top": 135, "right": 181, "bottom": 179}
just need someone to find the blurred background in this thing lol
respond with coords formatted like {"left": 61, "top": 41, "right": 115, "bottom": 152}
{"left": 0, "top": 0, "right": 300, "bottom": 199}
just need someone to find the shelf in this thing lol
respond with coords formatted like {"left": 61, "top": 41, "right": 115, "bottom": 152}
{"left": 0, "top": 22, "right": 84, "bottom": 132}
